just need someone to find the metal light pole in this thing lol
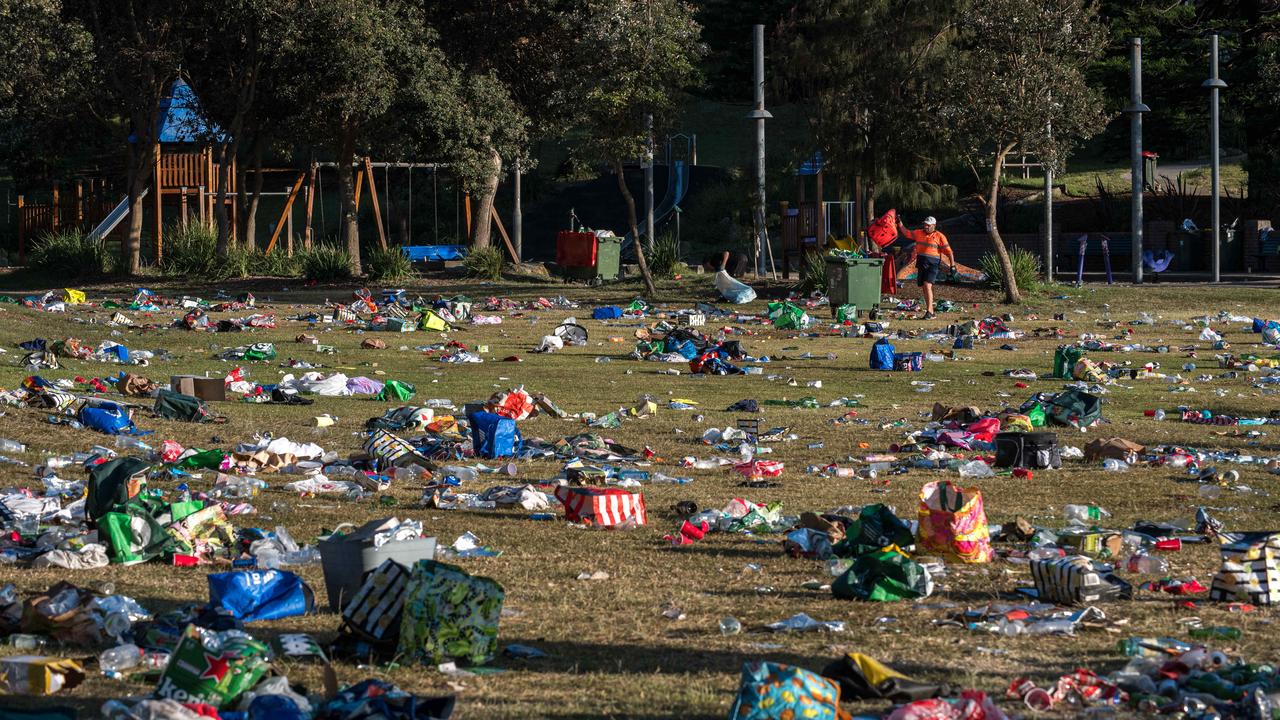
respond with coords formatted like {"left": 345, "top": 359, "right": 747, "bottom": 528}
{"left": 644, "top": 113, "right": 655, "bottom": 251}
{"left": 1124, "top": 38, "right": 1150, "bottom": 284}
{"left": 512, "top": 157, "right": 522, "bottom": 261}
{"left": 746, "top": 24, "right": 772, "bottom": 276}
{"left": 1204, "top": 34, "right": 1227, "bottom": 284}
{"left": 1044, "top": 116, "right": 1054, "bottom": 282}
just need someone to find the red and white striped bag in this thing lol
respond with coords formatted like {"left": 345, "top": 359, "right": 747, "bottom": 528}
{"left": 554, "top": 486, "right": 647, "bottom": 527}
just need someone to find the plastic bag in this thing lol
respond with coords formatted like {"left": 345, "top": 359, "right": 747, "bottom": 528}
{"left": 728, "top": 662, "right": 845, "bottom": 720}
{"left": 833, "top": 548, "right": 933, "bottom": 601}
{"left": 714, "top": 270, "right": 756, "bottom": 304}
{"left": 767, "top": 301, "right": 810, "bottom": 329}
{"left": 397, "top": 560, "right": 504, "bottom": 666}
{"left": 916, "top": 480, "right": 994, "bottom": 563}
{"left": 208, "top": 570, "right": 315, "bottom": 622}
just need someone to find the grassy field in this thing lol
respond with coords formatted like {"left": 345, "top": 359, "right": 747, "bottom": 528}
{"left": 1, "top": 270, "right": 1280, "bottom": 718}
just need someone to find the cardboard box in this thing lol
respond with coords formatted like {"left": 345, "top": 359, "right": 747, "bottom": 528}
{"left": 0, "top": 656, "right": 85, "bottom": 695}
{"left": 171, "top": 375, "right": 226, "bottom": 402}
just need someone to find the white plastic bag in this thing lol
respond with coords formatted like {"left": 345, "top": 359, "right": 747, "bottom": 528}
{"left": 715, "top": 270, "right": 756, "bottom": 304}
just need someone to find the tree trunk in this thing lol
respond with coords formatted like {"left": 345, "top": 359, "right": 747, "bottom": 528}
{"left": 238, "top": 140, "right": 264, "bottom": 251}
{"left": 469, "top": 147, "right": 501, "bottom": 249}
{"left": 987, "top": 146, "right": 1020, "bottom": 303}
{"left": 336, "top": 128, "right": 361, "bottom": 275}
{"left": 123, "top": 141, "right": 155, "bottom": 275}
{"left": 613, "top": 159, "right": 657, "bottom": 296}
{"left": 214, "top": 140, "right": 236, "bottom": 255}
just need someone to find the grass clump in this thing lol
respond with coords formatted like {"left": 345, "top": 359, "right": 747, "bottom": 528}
{"left": 298, "top": 244, "right": 353, "bottom": 281}
{"left": 979, "top": 246, "right": 1042, "bottom": 293}
{"left": 29, "top": 229, "right": 111, "bottom": 277}
{"left": 366, "top": 246, "right": 415, "bottom": 283}
{"left": 649, "top": 232, "right": 684, "bottom": 279}
{"left": 795, "top": 250, "right": 827, "bottom": 294}
{"left": 462, "top": 246, "right": 504, "bottom": 280}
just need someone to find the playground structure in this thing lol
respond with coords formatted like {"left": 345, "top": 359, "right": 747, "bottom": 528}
{"left": 16, "top": 77, "right": 460, "bottom": 262}
{"left": 778, "top": 152, "right": 856, "bottom": 277}
{"left": 619, "top": 134, "right": 695, "bottom": 254}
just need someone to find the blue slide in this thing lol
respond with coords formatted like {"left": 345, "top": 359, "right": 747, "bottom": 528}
{"left": 622, "top": 160, "right": 688, "bottom": 252}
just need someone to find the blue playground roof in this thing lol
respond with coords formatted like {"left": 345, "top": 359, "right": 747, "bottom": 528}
{"left": 796, "top": 152, "right": 824, "bottom": 176}
{"left": 129, "top": 78, "right": 226, "bottom": 144}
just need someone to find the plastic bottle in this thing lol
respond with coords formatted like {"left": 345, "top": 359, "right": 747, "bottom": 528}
{"left": 1025, "top": 619, "right": 1075, "bottom": 635}
{"left": 99, "top": 643, "right": 142, "bottom": 674}
{"left": 719, "top": 616, "right": 742, "bottom": 635}
{"left": 826, "top": 558, "right": 854, "bottom": 576}
{"left": 5, "top": 634, "right": 49, "bottom": 650}
{"left": 1199, "top": 484, "right": 1223, "bottom": 499}
{"left": 0, "top": 439, "right": 26, "bottom": 453}
{"left": 440, "top": 465, "right": 479, "bottom": 482}
{"left": 595, "top": 357, "right": 611, "bottom": 363}
{"left": 0, "top": 582, "right": 16, "bottom": 605}
{"left": 958, "top": 460, "right": 995, "bottom": 478}
{"left": 283, "top": 547, "right": 321, "bottom": 565}
{"left": 1064, "top": 504, "right": 1112, "bottom": 524}
{"left": 426, "top": 398, "right": 454, "bottom": 409}
{"left": 692, "top": 459, "right": 719, "bottom": 470}
{"left": 618, "top": 469, "right": 650, "bottom": 483}
{"left": 1127, "top": 554, "right": 1170, "bottom": 575}
{"left": 256, "top": 546, "right": 282, "bottom": 570}
{"left": 1028, "top": 547, "right": 1065, "bottom": 561}
{"left": 1102, "top": 458, "right": 1131, "bottom": 472}
{"left": 651, "top": 473, "right": 692, "bottom": 485}
{"left": 114, "top": 436, "right": 150, "bottom": 450}
{"left": 1188, "top": 626, "right": 1242, "bottom": 641}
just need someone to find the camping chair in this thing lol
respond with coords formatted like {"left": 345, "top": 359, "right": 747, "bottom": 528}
{"left": 1075, "top": 234, "right": 1115, "bottom": 286}
{"left": 1143, "top": 250, "right": 1174, "bottom": 282}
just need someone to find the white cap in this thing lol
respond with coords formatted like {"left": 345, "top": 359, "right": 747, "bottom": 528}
{"left": 924, "top": 216, "right": 937, "bottom": 225}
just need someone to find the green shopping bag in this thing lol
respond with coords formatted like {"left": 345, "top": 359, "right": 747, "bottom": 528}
{"left": 832, "top": 504, "right": 915, "bottom": 559}
{"left": 1027, "top": 403, "right": 1047, "bottom": 427}
{"left": 377, "top": 380, "right": 416, "bottom": 402}
{"left": 1053, "top": 345, "right": 1085, "bottom": 379}
{"left": 832, "top": 549, "right": 932, "bottom": 601}
{"left": 99, "top": 498, "right": 176, "bottom": 565}
{"left": 398, "top": 560, "right": 504, "bottom": 666}
{"left": 178, "top": 448, "right": 229, "bottom": 470}
{"left": 766, "top": 301, "right": 810, "bottom": 330}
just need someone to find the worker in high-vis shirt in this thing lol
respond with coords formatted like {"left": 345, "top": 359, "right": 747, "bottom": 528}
{"left": 896, "top": 215, "right": 954, "bottom": 319}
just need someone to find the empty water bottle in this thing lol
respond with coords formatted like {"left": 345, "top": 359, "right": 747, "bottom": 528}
{"left": 719, "top": 616, "right": 742, "bottom": 635}
{"left": 255, "top": 546, "right": 282, "bottom": 570}
{"left": 0, "top": 439, "right": 26, "bottom": 453}
{"left": 99, "top": 643, "right": 142, "bottom": 674}
{"left": 1028, "top": 547, "right": 1065, "bottom": 561}
{"left": 595, "top": 356, "right": 611, "bottom": 363}
{"left": 426, "top": 398, "right": 454, "bottom": 409}
{"left": 1126, "top": 554, "right": 1169, "bottom": 575}
{"left": 1102, "top": 459, "right": 1130, "bottom": 472}
{"left": 5, "top": 634, "right": 48, "bottom": 650}
{"left": 440, "top": 465, "right": 479, "bottom": 482}
{"left": 114, "top": 436, "right": 150, "bottom": 451}
{"left": 1064, "top": 504, "right": 1112, "bottom": 524}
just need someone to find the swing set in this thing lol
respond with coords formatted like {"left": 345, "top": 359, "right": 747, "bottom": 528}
{"left": 261, "top": 157, "right": 447, "bottom": 255}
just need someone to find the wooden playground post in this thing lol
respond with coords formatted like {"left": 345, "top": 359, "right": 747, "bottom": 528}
{"left": 354, "top": 168, "right": 365, "bottom": 211}
{"left": 15, "top": 195, "right": 24, "bottom": 263}
{"left": 75, "top": 182, "right": 84, "bottom": 225}
{"left": 464, "top": 192, "right": 472, "bottom": 237}
{"left": 265, "top": 172, "right": 306, "bottom": 255}
{"left": 180, "top": 187, "right": 189, "bottom": 228}
{"left": 362, "top": 157, "right": 387, "bottom": 249}
{"left": 286, "top": 185, "right": 294, "bottom": 256}
{"left": 50, "top": 183, "right": 60, "bottom": 233}
{"left": 304, "top": 163, "right": 316, "bottom": 250}
{"left": 489, "top": 205, "right": 520, "bottom": 263}
{"left": 153, "top": 144, "right": 164, "bottom": 261}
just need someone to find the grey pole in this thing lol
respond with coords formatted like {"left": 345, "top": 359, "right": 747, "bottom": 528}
{"left": 512, "top": 156, "right": 523, "bottom": 262}
{"left": 644, "top": 113, "right": 655, "bottom": 251}
{"left": 1204, "top": 34, "right": 1227, "bottom": 284}
{"left": 746, "top": 24, "right": 772, "bottom": 275}
{"left": 1124, "top": 38, "right": 1150, "bottom": 284}
{"left": 1044, "top": 161, "right": 1054, "bottom": 281}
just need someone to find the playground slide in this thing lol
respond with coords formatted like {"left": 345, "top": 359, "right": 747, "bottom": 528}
{"left": 87, "top": 188, "right": 147, "bottom": 241}
{"left": 621, "top": 160, "right": 688, "bottom": 251}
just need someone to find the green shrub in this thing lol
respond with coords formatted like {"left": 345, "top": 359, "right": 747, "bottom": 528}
{"left": 649, "top": 232, "right": 683, "bottom": 279}
{"left": 299, "top": 244, "right": 353, "bottom": 281}
{"left": 462, "top": 246, "right": 504, "bottom": 280}
{"left": 158, "top": 222, "right": 222, "bottom": 278}
{"left": 29, "top": 229, "right": 110, "bottom": 277}
{"left": 247, "top": 248, "right": 300, "bottom": 277}
{"left": 794, "top": 251, "right": 827, "bottom": 294}
{"left": 979, "top": 246, "right": 1042, "bottom": 293}
{"left": 366, "top": 246, "right": 415, "bottom": 282}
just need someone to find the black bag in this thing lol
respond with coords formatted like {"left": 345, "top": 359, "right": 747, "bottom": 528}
{"left": 1048, "top": 388, "right": 1102, "bottom": 429}
{"left": 994, "top": 431, "right": 1061, "bottom": 469}
{"left": 86, "top": 456, "right": 151, "bottom": 524}
{"left": 154, "top": 389, "right": 224, "bottom": 423}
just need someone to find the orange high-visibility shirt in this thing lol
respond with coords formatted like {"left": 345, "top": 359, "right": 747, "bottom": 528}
{"left": 904, "top": 228, "right": 953, "bottom": 259}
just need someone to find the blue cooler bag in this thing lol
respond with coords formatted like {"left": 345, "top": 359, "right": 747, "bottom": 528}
{"left": 869, "top": 338, "right": 896, "bottom": 371}
{"left": 208, "top": 569, "right": 315, "bottom": 622}
{"left": 469, "top": 411, "right": 523, "bottom": 459}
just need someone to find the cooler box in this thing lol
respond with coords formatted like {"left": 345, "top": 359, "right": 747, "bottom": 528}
{"left": 319, "top": 518, "right": 437, "bottom": 612}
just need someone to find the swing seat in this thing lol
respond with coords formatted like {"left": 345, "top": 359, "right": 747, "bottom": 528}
{"left": 402, "top": 245, "right": 466, "bottom": 262}
{"left": 1143, "top": 250, "right": 1174, "bottom": 273}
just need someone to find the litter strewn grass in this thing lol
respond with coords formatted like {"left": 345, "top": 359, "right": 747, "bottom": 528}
{"left": 0, "top": 274, "right": 1277, "bottom": 718}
